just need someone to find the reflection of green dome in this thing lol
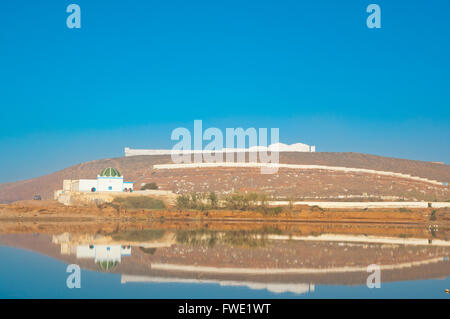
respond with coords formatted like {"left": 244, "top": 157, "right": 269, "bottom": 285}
{"left": 99, "top": 167, "right": 121, "bottom": 177}
{"left": 96, "top": 261, "right": 118, "bottom": 271}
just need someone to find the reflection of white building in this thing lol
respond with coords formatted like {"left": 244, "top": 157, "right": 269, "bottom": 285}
{"left": 62, "top": 168, "right": 134, "bottom": 193}
{"left": 52, "top": 233, "right": 133, "bottom": 271}
{"left": 76, "top": 245, "right": 132, "bottom": 263}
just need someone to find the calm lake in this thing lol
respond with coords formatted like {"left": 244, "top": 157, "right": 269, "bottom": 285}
{"left": 0, "top": 222, "right": 449, "bottom": 299}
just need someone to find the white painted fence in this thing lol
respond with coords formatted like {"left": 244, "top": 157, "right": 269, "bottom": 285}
{"left": 269, "top": 201, "right": 450, "bottom": 209}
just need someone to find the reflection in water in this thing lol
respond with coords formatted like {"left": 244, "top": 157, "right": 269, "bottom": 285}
{"left": 51, "top": 230, "right": 318, "bottom": 294}
{"left": 120, "top": 275, "right": 315, "bottom": 295}
{"left": 53, "top": 233, "right": 133, "bottom": 271}
{"left": 1, "top": 224, "right": 449, "bottom": 297}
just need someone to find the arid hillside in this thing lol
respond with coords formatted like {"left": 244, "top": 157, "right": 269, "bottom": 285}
{"left": 0, "top": 152, "right": 449, "bottom": 203}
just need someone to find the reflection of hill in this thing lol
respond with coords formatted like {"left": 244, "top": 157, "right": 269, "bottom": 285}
{"left": 1, "top": 220, "right": 448, "bottom": 241}
{"left": 120, "top": 275, "right": 315, "bottom": 295}
{"left": 0, "top": 232, "right": 448, "bottom": 289}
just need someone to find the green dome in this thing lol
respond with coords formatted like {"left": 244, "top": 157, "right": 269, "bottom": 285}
{"left": 96, "top": 261, "right": 118, "bottom": 272}
{"left": 99, "top": 167, "right": 121, "bottom": 177}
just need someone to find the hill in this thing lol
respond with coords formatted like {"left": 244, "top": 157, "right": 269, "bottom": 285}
{"left": 0, "top": 152, "right": 449, "bottom": 203}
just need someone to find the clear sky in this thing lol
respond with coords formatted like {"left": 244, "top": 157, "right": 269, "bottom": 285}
{"left": 0, "top": 0, "right": 449, "bottom": 183}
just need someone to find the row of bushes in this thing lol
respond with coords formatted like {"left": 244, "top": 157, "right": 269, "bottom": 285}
{"left": 176, "top": 192, "right": 218, "bottom": 210}
{"left": 113, "top": 196, "right": 166, "bottom": 210}
{"left": 175, "top": 192, "right": 284, "bottom": 214}
{"left": 175, "top": 227, "right": 283, "bottom": 248}
{"left": 108, "top": 226, "right": 284, "bottom": 249}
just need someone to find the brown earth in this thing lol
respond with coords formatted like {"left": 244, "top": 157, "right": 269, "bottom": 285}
{"left": 0, "top": 152, "right": 449, "bottom": 203}
{"left": 0, "top": 200, "right": 449, "bottom": 227}
{"left": 147, "top": 167, "right": 449, "bottom": 201}
{"left": 0, "top": 218, "right": 448, "bottom": 241}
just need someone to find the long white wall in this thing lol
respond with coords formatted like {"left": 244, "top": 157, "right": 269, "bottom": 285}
{"left": 268, "top": 201, "right": 450, "bottom": 209}
{"left": 124, "top": 142, "right": 316, "bottom": 157}
{"left": 152, "top": 162, "right": 445, "bottom": 186}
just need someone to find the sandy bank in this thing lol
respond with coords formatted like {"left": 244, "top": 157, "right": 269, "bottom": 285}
{"left": 0, "top": 200, "right": 448, "bottom": 226}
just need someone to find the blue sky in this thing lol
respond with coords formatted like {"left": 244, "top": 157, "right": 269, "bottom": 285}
{"left": 0, "top": 0, "right": 449, "bottom": 183}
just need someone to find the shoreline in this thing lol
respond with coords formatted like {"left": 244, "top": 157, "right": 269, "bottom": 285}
{"left": 0, "top": 200, "right": 448, "bottom": 226}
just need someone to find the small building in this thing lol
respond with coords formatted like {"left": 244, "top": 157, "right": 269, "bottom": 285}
{"left": 63, "top": 167, "right": 134, "bottom": 193}
{"left": 76, "top": 244, "right": 132, "bottom": 271}
{"left": 76, "top": 244, "right": 132, "bottom": 263}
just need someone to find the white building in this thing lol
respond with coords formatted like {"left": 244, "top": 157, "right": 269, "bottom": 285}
{"left": 124, "top": 142, "right": 316, "bottom": 157}
{"left": 76, "top": 244, "right": 132, "bottom": 271}
{"left": 63, "top": 167, "right": 134, "bottom": 193}
{"left": 76, "top": 244, "right": 132, "bottom": 263}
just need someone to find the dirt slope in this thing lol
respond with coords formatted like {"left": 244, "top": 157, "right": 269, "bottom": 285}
{"left": 0, "top": 152, "right": 448, "bottom": 203}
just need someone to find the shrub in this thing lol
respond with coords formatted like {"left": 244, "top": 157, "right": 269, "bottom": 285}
{"left": 208, "top": 192, "right": 218, "bottom": 208}
{"left": 258, "top": 206, "right": 283, "bottom": 215}
{"left": 111, "top": 229, "right": 165, "bottom": 241}
{"left": 175, "top": 191, "right": 274, "bottom": 211}
{"left": 430, "top": 210, "right": 437, "bottom": 221}
{"left": 139, "top": 247, "right": 157, "bottom": 255}
{"left": 176, "top": 194, "right": 191, "bottom": 209}
{"left": 223, "top": 230, "right": 266, "bottom": 247}
{"left": 141, "top": 182, "right": 159, "bottom": 190}
{"left": 223, "top": 192, "right": 264, "bottom": 210}
{"left": 176, "top": 229, "right": 218, "bottom": 247}
{"left": 114, "top": 196, "right": 165, "bottom": 210}
{"left": 175, "top": 228, "right": 281, "bottom": 248}
{"left": 310, "top": 205, "right": 324, "bottom": 212}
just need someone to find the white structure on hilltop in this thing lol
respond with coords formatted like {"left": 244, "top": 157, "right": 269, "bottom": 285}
{"left": 62, "top": 167, "right": 134, "bottom": 193}
{"left": 124, "top": 142, "right": 316, "bottom": 157}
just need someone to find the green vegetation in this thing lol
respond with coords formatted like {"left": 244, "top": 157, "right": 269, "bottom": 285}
{"left": 110, "top": 229, "right": 166, "bottom": 241}
{"left": 176, "top": 192, "right": 222, "bottom": 211}
{"left": 175, "top": 227, "right": 283, "bottom": 248}
{"left": 141, "top": 182, "right": 159, "bottom": 190}
{"left": 208, "top": 192, "right": 218, "bottom": 208}
{"left": 176, "top": 229, "right": 218, "bottom": 247}
{"left": 114, "top": 196, "right": 165, "bottom": 210}
{"left": 175, "top": 191, "right": 284, "bottom": 215}
{"left": 222, "top": 230, "right": 269, "bottom": 247}
{"left": 430, "top": 210, "right": 437, "bottom": 221}
{"left": 96, "top": 261, "right": 118, "bottom": 272}
{"left": 310, "top": 205, "right": 324, "bottom": 212}
{"left": 430, "top": 228, "right": 437, "bottom": 238}
{"left": 176, "top": 194, "right": 191, "bottom": 209}
{"left": 223, "top": 192, "right": 260, "bottom": 210}
{"left": 266, "top": 206, "right": 283, "bottom": 215}
{"left": 139, "top": 247, "right": 157, "bottom": 255}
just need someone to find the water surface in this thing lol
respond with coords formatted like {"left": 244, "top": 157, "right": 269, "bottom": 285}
{"left": 0, "top": 222, "right": 449, "bottom": 299}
